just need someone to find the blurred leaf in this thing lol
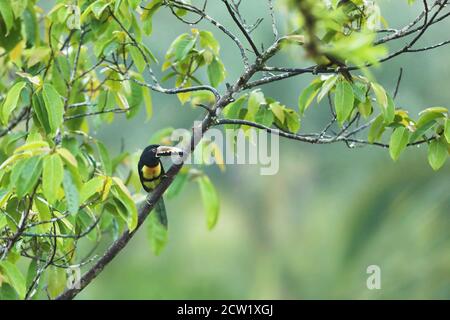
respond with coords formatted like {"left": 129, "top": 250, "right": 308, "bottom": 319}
{"left": 317, "top": 75, "right": 338, "bottom": 102}
{"left": 91, "top": 0, "right": 110, "bottom": 19}
{"left": 334, "top": 81, "right": 354, "bottom": 125}
{"left": 143, "top": 86, "right": 153, "bottom": 121}
{"left": 298, "top": 81, "right": 321, "bottom": 115}
{"left": 445, "top": 119, "right": 450, "bottom": 143}
{"left": 80, "top": 176, "right": 104, "bottom": 204}
{"left": 129, "top": 46, "right": 146, "bottom": 73}
{"left": 168, "top": 33, "right": 196, "bottom": 61}
{"left": 34, "top": 197, "right": 52, "bottom": 233}
{"left": 389, "top": 127, "right": 410, "bottom": 161}
{"left": 25, "top": 259, "right": 37, "bottom": 290}
{"left": 197, "top": 175, "right": 219, "bottom": 230}
{"left": 368, "top": 114, "right": 385, "bottom": 143}
{"left": 409, "top": 120, "right": 435, "bottom": 143}
{"left": 255, "top": 106, "right": 274, "bottom": 127}
{"left": 31, "top": 93, "right": 51, "bottom": 135}
{"left": 112, "top": 177, "right": 138, "bottom": 232}
{"left": 222, "top": 96, "right": 246, "bottom": 130}
{"left": 352, "top": 82, "right": 368, "bottom": 103}
{"left": 371, "top": 82, "right": 394, "bottom": 123}
{"left": 16, "top": 156, "right": 42, "bottom": 198}
{"left": 358, "top": 99, "right": 372, "bottom": 118}
{"left": 207, "top": 56, "right": 226, "bottom": 87}
{"left": 199, "top": 30, "right": 220, "bottom": 55}
{"left": 47, "top": 266, "right": 66, "bottom": 299}
{"left": 141, "top": 0, "right": 162, "bottom": 35}
{"left": 146, "top": 212, "right": 168, "bottom": 255}
{"left": 428, "top": 137, "right": 448, "bottom": 171}
{"left": 1, "top": 81, "right": 26, "bottom": 125}
{"left": 0, "top": 261, "right": 26, "bottom": 299}
{"left": 165, "top": 172, "right": 188, "bottom": 199}
{"left": 42, "top": 153, "right": 64, "bottom": 205}
{"left": 270, "top": 101, "right": 285, "bottom": 123}
{"left": 149, "top": 127, "right": 175, "bottom": 145}
{"left": 96, "top": 141, "right": 112, "bottom": 176}
{"left": 246, "top": 90, "right": 265, "bottom": 121}
{"left": 56, "top": 148, "right": 78, "bottom": 168}
{"left": 62, "top": 170, "right": 79, "bottom": 215}
{"left": 0, "top": 1, "right": 14, "bottom": 34}
{"left": 285, "top": 109, "right": 301, "bottom": 133}
{"left": 42, "top": 83, "right": 64, "bottom": 135}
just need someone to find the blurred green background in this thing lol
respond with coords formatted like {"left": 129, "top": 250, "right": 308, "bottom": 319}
{"left": 78, "top": 0, "right": 450, "bottom": 299}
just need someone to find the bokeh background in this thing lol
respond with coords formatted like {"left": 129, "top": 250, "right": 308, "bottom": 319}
{"left": 76, "top": 0, "right": 449, "bottom": 299}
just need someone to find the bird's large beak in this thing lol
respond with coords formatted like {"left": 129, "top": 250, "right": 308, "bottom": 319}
{"left": 156, "top": 145, "right": 184, "bottom": 157}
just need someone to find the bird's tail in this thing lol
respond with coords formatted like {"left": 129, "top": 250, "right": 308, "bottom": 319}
{"left": 154, "top": 196, "right": 168, "bottom": 228}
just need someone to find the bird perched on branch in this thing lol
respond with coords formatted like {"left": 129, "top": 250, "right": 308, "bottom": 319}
{"left": 138, "top": 144, "right": 184, "bottom": 227}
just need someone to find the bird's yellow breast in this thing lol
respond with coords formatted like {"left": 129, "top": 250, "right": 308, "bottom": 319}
{"left": 141, "top": 164, "right": 161, "bottom": 180}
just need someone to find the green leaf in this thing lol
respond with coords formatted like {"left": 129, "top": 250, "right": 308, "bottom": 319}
{"left": 298, "top": 81, "right": 321, "bottom": 115}
{"left": 445, "top": 118, "right": 450, "bottom": 143}
{"left": 0, "top": 261, "right": 26, "bottom": 299}
{"left": 197, "top": 175, "right": 219, "bottom": 230}
{"left": 285, "top": 109, "right": 301, "bottom": 133}
{"left": 270, "top": 102, "right": 285, "bottom": 123}
{"left": 42, "top": 154, "right": 64, "bottom": 205}
{"left": 372, "top": 82, "right": 394, "bottom": 123}
{"left": 32, "top": 93, "right": 51, "bottom": 134}
{"left": 129, "top": 46, "right": 146, "bottom": 73}
{"left": 34, "top": 197, "right": 52, "bottom": 233}
{"left": 246, "top": 90, "right": 265, "bottom": 121}
{"left": 409, "top": 120, "right": 436, "bottom": 143}
{"left": 168, "top": 33, "right": 196, "bottom": 61}
{"left": 368, "top": 114, "right": 385, "bottom": 143}
{"left": 143, "top": 87, "right": 153, "bottom": 121}
{"left": 358, "top": 99, "right": 372, "bottom": 118}
{"left": 222, "top": 96, "right": 246, "bottom": 130}
{"left": 1, "top": 81, "right": 26, "bottom": 125}
{"left": 62, "top": 170, "right": 79, "bottom": 215}
{"left": 428, "top": 137, "right": 448, "bottom": 171}
{"left": 80, "top": 176, "right": 104, "bottom": 204}
{"left": 112, "top": 177, "right": 138, "bottom": 232}
{"left": 141, "top": 0, "right": 162, "bottom": 35}
{"left": 146, "top": 212, "right": 168, "bottom": 255}
{"left": 96, "top": 141, "right": 112, "bottom": 176}
{"left": 255, "top": 106, "right": 274, "bottom": 127}
{"left": 199, "top": 30, "right": 220, "bottom": 55}
{"left": 389, "top": 127, "right": 410, "bottom": 161}
{"left": 16, "top": 156, "right": 42, "bottom": 198}
{"left": 352, "top": 82, "right": 368, "bottom": 103}
{"left": 334, "top": 81, "right": 354, "bottom": 125}
{"left": 47, "top": 266, "right": 66, "bottom": 299}
{"left": 165, "top": 172, "right": 188, "bottom": 199}
{"left": 0, "top": 1, "right": 14, "bottom": 34}
{"left": 42, "top": 83, "right": 64, "bottom": 135}
{"left": 207, "top": 56, "right": 226, "bottom": 87}
{"left": 317, "top": 75, "right": 338, "bottom": 102}
{"left": 91, "top": 0, "right": 110, "bottom": 19}
{"left": 26, "top": 259, "right": 38, "bottom": 289}
{"left": 384, "top": 93, "right": 396, "bottom": 124}
{"left": 419, "top": 106, "right": 448, "bottom": 115}
{"left": 416, "top": 107, "right": 447, "bottom": 128}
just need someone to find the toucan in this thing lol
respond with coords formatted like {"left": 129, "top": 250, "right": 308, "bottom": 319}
{"left": 138, "top": 144, "right": 184, "bottom": 227}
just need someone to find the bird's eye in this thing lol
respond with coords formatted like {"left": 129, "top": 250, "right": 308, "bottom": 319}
{"left": 151, "top": 148, "right": 156, "bottom": 152}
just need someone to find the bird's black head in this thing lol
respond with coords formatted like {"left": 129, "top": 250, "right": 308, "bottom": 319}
{"left": 139, "top": 144, "right": 184, "bottom": 167}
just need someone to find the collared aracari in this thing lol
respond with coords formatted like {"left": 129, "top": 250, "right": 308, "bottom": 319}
{"left": 138, "top": 145, "right": 184, "bottom": 227}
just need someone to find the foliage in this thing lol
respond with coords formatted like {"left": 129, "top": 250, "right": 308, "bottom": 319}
{"left": 0, "top": 0, "right": 449, "bottom": 299}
